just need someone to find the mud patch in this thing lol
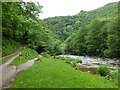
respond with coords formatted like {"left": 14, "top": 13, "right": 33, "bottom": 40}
{"left": 77, "top": 65, "right": 97, "bottom": 74}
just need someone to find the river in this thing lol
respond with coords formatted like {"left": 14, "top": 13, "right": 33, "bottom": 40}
{"left": 59, "top": 55, "right": 120, "bottom": 74}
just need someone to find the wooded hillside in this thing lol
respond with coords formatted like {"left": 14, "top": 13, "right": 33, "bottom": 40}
{"left": 44, "top": 2, "right": 120, "bottom": 58}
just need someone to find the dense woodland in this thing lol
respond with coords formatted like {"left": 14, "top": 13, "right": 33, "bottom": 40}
{"left": 2, "top": 2, "right": 120, "bottom": 58}
{"left": 44, "top": 2, "right": 120, "bottom": 58}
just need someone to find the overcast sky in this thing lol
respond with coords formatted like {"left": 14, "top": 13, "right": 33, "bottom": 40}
{"left": 24, "top": 0, "right": 119, "bottom": 19}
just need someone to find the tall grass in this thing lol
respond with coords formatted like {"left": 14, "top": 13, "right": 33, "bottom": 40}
{"left": 2, "top": 38, "right": 21, "bottom": 56}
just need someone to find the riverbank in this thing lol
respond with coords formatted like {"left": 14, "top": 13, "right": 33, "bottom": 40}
{"left": 59, "top": 55, "right": 120, "bottom": 70}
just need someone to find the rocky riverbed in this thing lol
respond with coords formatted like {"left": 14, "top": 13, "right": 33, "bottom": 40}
{"left": 59, "top": 55, "right": 120, "bottom": 74}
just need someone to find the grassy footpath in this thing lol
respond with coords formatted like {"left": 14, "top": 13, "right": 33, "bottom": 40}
{"left": 10, "top": 48, "right": 38, "bottom": 66}
{"left": 0, "top": 47, "right": 24, "bottom": 64}
{"left": 10, "top": 57, "right": 118, "bottom": 88}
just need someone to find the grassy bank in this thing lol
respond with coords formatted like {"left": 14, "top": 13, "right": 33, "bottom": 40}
{"left": 0, "top": 47, "right": 24, "bottom": 64}
{"left": 10, "top": 57, "right": 118, "bottom": 88}
{"left": 10, "top": 48, "right": 38, "bottom": 66}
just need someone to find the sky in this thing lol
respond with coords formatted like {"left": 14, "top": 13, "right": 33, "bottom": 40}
{"left": 24, "top": 0, "right": 119, "bottom": 19}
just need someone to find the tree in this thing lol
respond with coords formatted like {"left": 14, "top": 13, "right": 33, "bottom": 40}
{"left": 104, "top": 17, "right": 120, "bottom": 57}
{"left": 85, "top": 18, "right": 107, "bottom": 56}
{"left": 2, "top": 2, "right": 62, "bottom": 55}
{"left": 74, "top": 26, "right": 88, "bottom": 55}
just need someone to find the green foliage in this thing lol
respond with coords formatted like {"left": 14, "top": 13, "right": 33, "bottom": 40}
{"left": 11, "top": 48, "right": 38, "bottom": 65}
{"left": 41, "top": 52, "right": 51, "bottom": 58}
{"left": 44, "top": 34, "right": 62, "bottom": 56}
{"left": 55, "top": 56, "right": 82, "bottom": 67}
{"left": 105, "top": 70, "right": 118, "bottom": 81}
{"left": 97, "top": 64, "right": 110, "bottom": 76}
{"left": 44, "top": 16, "right": 75, "bottom": 41}
{"left": 44, "top": 2, "right": 118, "bottom": 41}
{"left": 77, "top": 60, "right": 82, "bottom": 63}
{"left": 85, "top": 18, "right": 107, "bottom": 56}
{"left": 66, "top": 26, "right": 87, "bottom": 55}
{"left": 65, "top": 16, "right": 119, "bottom": 58}
{"left": 2, "top": 2, "right": 61, "bottom": 56}
{"left": 110, "top": 70, "right": 118, "bottom": 80}
{"left": 2, "top": 38, "right": 21, "bottom": 56}
{"left": 1, "top": 47, "right": 24, "bottom": 64}
{"left": 10, "top": 57, "right": 117, "bottom": 88}
{"left": 43, "top": 2, "right": 119, "bottom": 58}
{"left": 65, "top": 58, "right": 82, "bottom": 67}
{"left": 2, "top": 2, "right": 43, "bottom": 44}
{"left": 54, "top": 56, "right": 67, "bottom": 60}
{"left": 2, "top": 2, "right": 119, "bottom": 58}
{"left": 36, "top": 57, "right": 42, "bottom": 61}
{"left": 104, "top": 16, "right": 120, "bottom": 58}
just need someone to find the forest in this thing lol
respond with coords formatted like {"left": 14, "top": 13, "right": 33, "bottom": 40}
{"left": 44, "top": 2, "right": 120, "bottom": 58}
{"left": 2, "top": 2, "right": 120, "bottom": 58}
{"left": 1, "top": 1, "right": 120, "bottom": 89}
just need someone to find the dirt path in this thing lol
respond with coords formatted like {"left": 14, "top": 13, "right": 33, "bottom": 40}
{"left": 0, "top": 54, "right": 42, "bottom": 89}
{"left": 17, "top": 58, "right": 38, "bottom": 72}
{"left": 17, "top": 55, "right": 42, "bottom": 72}
{"left": 0, "top": 47, "right": 25, "bottom": 90}
{"left": 0, "top": 53, "right": 20, "bottom": 89}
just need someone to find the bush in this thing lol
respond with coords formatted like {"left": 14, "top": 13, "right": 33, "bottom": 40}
{"left": 41, "top": 52, "right": 51, "bottom": 58}
{"left": 55, "top": 56, "right": 82, "bottom": 67}
{"left": 77, "top": 60, "right": 82, "bottom": 63}
{"left": 110, "top": 70, "right": 118, "bottom": 79}
{"left": 11, "top": 48, "right": 38, "bottom": 65}
{"left": 54, "top": 56, "right": 67, "bottom": 60}
{"left": 21, "top": 48, "right": 38, "bottom": 59}
{"left": 2, "top": 38, "right": 21, "bottom": 56}
{"left": 105, "top": 70, "right": 118, "bottom": 80}
{"left": 97, "top": 64, "right": 110, "bottom": 76}
{"left": 36, "top": 57, "right": 42, "bottom": 61}
{"left": 69, "top": 61, "right": 76, "bottom": 67}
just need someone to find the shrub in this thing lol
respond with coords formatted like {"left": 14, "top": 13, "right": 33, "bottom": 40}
{"left": 54, "top": 56, "right": 82, "bottom": 67}
{"left": 110, "top": 70, "right": 118, "bottom": 79}
{"left": 41, "top": 52, "right": 51, "bottom": 58}
{"left": 77, "top": 59, "right": 82, "bottom": 63}
{"left": 105, "top": 70, "right": 118, "bottom": 80}
{"left": 11, "top": 48, "right": 38, "bottom": 65}
{"left": 55, "top": 56, "right": 66, "bottom": 60}
{"left": 2, "top": 38, "right": 21, "bottom": 56}
{"left": 36, "top": 57, "right": 42, "bottom": 61}
{"left": 70, "top": 61, "right": 76, "bottom": 67}
{"left": 97, "top": 64, "right": 110, "bottom": 76}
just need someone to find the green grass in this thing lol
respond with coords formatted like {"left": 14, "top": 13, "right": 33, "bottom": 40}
{"left": 10, "top": 48, "right": 38, "bottom": 66}
{"left": 0, "top": 47, "right": 24, "bottom": 64}
{"left": 10, "top": 57, "right": 118, "bottom": 88}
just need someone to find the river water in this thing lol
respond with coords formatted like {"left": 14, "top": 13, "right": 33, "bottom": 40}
{"left": 59, "top": 55, "right": 120, "bottom": 74}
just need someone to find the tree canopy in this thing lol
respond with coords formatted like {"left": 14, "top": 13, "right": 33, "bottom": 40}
{"left": 2, "top": 2, "right": 62, "bottom": 56}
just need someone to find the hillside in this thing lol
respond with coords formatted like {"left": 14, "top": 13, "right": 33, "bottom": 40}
{"left": 44, "top": 2, "right": 118, "bottom": 40}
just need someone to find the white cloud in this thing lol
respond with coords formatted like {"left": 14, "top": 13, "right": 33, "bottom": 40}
{"left": 23, "top": 0, "right": 119, "bottom": 19}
